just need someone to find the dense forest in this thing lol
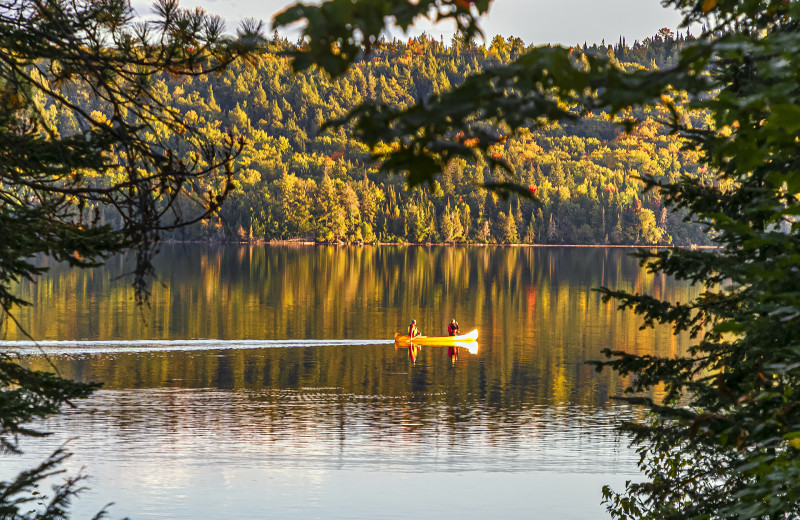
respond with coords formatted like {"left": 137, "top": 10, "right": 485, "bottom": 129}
{"left": 65, "top": 30, "right": 711, "bottom": 245}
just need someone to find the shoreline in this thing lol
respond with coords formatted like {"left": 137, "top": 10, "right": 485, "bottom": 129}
{"left": 162, "top": 239, "right": 718, "bottom": 249}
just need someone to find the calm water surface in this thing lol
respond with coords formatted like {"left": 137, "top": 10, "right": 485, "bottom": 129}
{"left": 3, "top": 245, "right": 691, "bottom": 519}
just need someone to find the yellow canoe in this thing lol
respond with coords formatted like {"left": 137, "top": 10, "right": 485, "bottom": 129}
{"left": 395, "top": 340, "right": 479, "bottom": 355}
{"left": 393, "top": 328, "right": 478, "bottom": 347}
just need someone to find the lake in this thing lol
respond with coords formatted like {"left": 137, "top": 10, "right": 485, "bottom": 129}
{"left": 3, "top": 245, "right": 690, "bottom": 519}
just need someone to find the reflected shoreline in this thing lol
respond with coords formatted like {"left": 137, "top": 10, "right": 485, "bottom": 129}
{"left": 169, "top": 239, "right": 716, "bottom": 249}
{"left": 14, "top": 245, "right": 691, "bottom": 408}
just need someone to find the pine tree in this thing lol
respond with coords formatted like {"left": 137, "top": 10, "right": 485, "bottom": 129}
{"left": 498, "top": 210, "right": 519, "bottom": 243}
{"left": 316, "top": 173, "right": 337, "bottom": 240}
{"left": 523, "top": 215, "right": 536, "bottom": 244}
{"left": 339, "top": 182, "right": 361, "bottom": 235}
{"left": 440, "top": 200, "right": 455, "bottom": 242}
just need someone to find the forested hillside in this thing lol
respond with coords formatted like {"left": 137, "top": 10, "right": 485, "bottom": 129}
{"left": 69, "top": 30, "right": 711, "bottom": 245}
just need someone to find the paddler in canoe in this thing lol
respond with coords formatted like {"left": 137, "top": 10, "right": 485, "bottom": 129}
{"left": 408, "top": 319, "right": 422, "bottom": 363}
{"left": 448, "top": 319, "right": 459, "bottom": 336}
{"left": 447, "top": 318, "right": 459, "bottom": 363}
{"left": 409, "top": 319, "right": 422, "bottom": 339}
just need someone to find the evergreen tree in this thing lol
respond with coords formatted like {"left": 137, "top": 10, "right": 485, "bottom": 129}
{"left": 440, "top": 200, "right": 456, "bottom": 242}
{"left": 523, "top": 215, "right": 536, "bottom": 244}
{"left": 339, "top": 182, "right": 361, "bottom": 235}
{"left": 316, "top": 173, "right": 337, "bottom": 241}
{"left": 498, "top": 210, "right": 519, "bottom": 244}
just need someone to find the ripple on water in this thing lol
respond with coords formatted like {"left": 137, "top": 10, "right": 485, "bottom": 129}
{"left": 22, "top": 387, "right": 638, "bottom": 477}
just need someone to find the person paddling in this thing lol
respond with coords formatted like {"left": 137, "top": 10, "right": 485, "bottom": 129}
{"left": 448, "top": 318, "right": 459, "bottom": 336}
{"left": 408, "top": 319, "right": 421, "bottom": 339}
{"left": 446, "top": 319, "right": 460, "bottom": 364}
{"left": 407, "top": 319, "right": 422, "bottom": 364}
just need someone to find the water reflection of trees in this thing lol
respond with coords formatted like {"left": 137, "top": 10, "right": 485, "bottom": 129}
{"left": 14, "top": 245, "right": 693, "bottom": 414}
